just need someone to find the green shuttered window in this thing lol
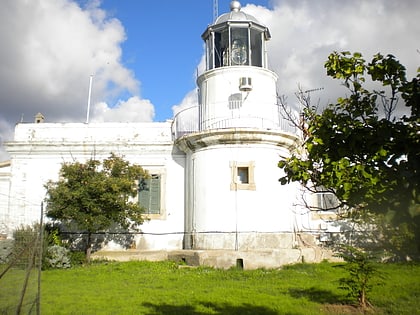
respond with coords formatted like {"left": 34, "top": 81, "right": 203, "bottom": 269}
{"left": 139, "top": 174, "right": 161, "bottom": 214}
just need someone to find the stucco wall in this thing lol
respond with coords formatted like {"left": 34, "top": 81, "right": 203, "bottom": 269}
{"left": 2, "top": 122, "right": 186, "bottom": 250}
{"left": 0, "top": 163, "right": 11, "bottom": 236}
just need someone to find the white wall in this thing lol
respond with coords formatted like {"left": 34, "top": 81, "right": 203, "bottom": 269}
{"left": 191, "top": 143, "right": 295, "bottom": 233}
{"left": 197, "top": 66, "right": 280, "bottom": 130}
{"left": 178, "top": 128, "right": 307, "bottom": 250}
{"left": 0, "top": 163, "right": 11, "bottom": 236}
{"left": 3, "top": 122, "right": 186, "bottom": 249}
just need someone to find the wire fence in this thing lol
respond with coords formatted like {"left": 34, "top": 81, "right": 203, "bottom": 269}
{"left": 0, "top": 204, "right": 43, "bottom": 315}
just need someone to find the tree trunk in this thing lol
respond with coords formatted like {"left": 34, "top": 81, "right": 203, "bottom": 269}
{"left": 359, "top": 288, "right": 367, "bottom": 309}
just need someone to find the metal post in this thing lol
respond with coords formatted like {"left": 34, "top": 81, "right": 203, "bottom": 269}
{"left": 37, "top": 202, "right": 44, "bottom": 315}
{"left": 85, "top": 75, "right": 93, "bottom": 124}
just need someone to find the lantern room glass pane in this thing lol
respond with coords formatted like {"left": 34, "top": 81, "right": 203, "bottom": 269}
{"left": 230, "top": 28, "right": 249, "bottom": 66}
{"left": 250, "top": 28, "right": 262, "bottom": 67}
{"left": 206, "top": 37, "right": 214, "bottom": 70}
{"left": 208, "top": 24, "right": 266, "bottom": 69}
{"left": 214, "top": 30, "right": 229, "bottom": 68}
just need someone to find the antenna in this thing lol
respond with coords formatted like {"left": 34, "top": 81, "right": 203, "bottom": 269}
{"left": 302, "top": 87, "right": 324, "bottom": 94}
{"left": 85, "top": 75, "right": 93, "bottom": 124}
{"left": 213, "top": 0, "right": 218, "bottom": 22}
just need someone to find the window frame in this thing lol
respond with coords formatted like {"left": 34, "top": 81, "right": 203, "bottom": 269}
{"left": 230, "top": 161, "right": 256, "bottom": 191}
{"left": 137, "top": 170, "right": 166, "bottom": 220}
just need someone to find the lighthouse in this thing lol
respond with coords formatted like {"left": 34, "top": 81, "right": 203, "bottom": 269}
{"left": 0, "top": 1, "right": 337, "bottom": 267}
{"left": 174, "top": 1, "right": 302, "bottom": 251}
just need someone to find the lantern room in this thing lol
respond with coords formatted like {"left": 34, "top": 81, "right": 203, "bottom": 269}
{"left": 202, "top": 1, "right": 271, "bottom": 70}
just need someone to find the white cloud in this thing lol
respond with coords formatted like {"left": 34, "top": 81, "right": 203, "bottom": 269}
{"left": 244, "top": 0, "right": 420, "bottom": 110}
{"left": 172, "top": 0, "right": 420, "bottom": 128}
{"left": 1, "top": 0, "right": 419, "bottom": 160}
{"left": 172, "top": 89, "right": 198, "bottom": 115}
{"left": 91, "top": 96, "right": 154, "bottom": 122}
{"left": 171, "top": 89, "right": 199, "bottom": 136}
{"left": 0, "top": 119, "right": 14, "bottom": 161}
{"left": 0, "top": 0, "right": 153, "bottom": 160}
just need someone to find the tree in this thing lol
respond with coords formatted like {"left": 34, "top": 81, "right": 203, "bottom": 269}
{"left": 336, "top": 245, "right": 383, "bottom": 309}
{"left": 45, "top": 153, "right": 148, "bottom": 262}
{"left": 278, "top": 52, "right": 420, "bottom": 260}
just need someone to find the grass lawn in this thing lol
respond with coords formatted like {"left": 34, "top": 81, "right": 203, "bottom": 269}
{"left": 3, "top": 261, "right": 420, "bottom": 314}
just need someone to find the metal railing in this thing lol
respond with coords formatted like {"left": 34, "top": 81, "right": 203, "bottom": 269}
{"left": 171, "top": 104, "right": 297, "bottom": 140}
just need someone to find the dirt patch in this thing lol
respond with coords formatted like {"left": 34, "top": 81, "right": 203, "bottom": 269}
{"left": 323, "top": 304, "right": 377, "bottom": 314}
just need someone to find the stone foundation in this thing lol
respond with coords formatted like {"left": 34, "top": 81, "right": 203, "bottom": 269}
{"left": 92, "top": 247, "right": 339, "bottom": 270}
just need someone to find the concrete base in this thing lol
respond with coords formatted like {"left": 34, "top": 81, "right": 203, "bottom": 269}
{"left": 92, "top": 247, "right": 339, "bottom": 270}
{"left": 190, "top": 232, "right": 296, "bottom": 251}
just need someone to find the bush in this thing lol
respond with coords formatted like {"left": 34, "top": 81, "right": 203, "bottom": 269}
{"left": 68, "top": 251, "right": 86, "bottom": 266}
{"left": 45, "top": 245, "right": 71, "bottom": 269}
{"left": 10, "top": 224, "right": 43, "bottom": 268}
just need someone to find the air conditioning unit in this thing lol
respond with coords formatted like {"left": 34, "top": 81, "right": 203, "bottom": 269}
{"left": 239, "top": 77, "right": 252, "bottom": 91}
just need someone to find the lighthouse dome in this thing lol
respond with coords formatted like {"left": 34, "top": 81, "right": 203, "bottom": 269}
{"left": 214, "top": 1, "right": 261, "bottom": 25}
{"left": 201, "top": 1, "right": 271, "bottom": 69}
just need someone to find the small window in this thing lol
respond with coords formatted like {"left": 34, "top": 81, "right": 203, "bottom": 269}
{"left": 317, "top": 191, "right": 340, "bottom": 211}
{"left": 230, "top": 161, "right": 255, "bottom": 190}
{"left": 237, "top": 167, "right": 249, "bottom": 184}
{"left": 311, "top": 187, "right": 340, "bottom": 221}
{"left": 138, "top": 174, "right": 161, "bottom": 214}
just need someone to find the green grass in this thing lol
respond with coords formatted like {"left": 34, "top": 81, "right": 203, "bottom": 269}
{"left": 0, "top": 265, "right": 39, "bottom": 314}
{"left": 2, "top": 261, "right": 419, "bottom": 314}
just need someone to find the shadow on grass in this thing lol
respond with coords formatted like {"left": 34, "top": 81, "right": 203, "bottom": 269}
{"left": 288, "top": 286, "right": 349, "bottom": 304}
{"left": 142, "top": 302, "right": 280, "bottom": 315}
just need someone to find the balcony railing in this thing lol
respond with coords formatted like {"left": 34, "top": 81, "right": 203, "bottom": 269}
{"left": 171, "top": 104, "right": 297, "bottom": 140}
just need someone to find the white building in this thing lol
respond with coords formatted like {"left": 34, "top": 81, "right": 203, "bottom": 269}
{"left": 0, "top": 2, "right": 335, "bottom": 268}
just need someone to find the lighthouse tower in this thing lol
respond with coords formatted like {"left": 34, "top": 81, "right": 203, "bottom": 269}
{"left": 174, "top": 1, "right": 302, "bottom": 251}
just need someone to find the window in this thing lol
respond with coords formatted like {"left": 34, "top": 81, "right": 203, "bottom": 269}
{"left": 206, "top": 23, "right": 267, "bottom": 69}
{"left": 213, "top": 26, "right": 250, "bottom": 68}
{"left": 250, "top": 28, "right": 262, "bottom": 67}
{"left": 311, "top": 188, "right": 340, "bottom": 221}
{"left": 214, "top": 30, "right": 229, "bottom": 68}
{"left": 230, "top": 27, "right": 249, "bottom": 66}
{"left": 138, "top": 174, "right": 161, "bottom": 215}
{"left": 317, "top": 191, "right": 340, "bottom": 211}
{"left": 230, "top": 161, "right": 255, "bottom": 190}
{"left": 237, "top": 167, "right": 249, "bottom": 184}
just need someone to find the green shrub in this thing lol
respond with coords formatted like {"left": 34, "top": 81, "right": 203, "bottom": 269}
{"left": 46, "top": 226, "right": 63, "bottom": 247}
{"left": 45, "top": 245, "right": 71, "bottom": 269}
{"left": 68, "top": 251, "right": 86, "bottom": 266}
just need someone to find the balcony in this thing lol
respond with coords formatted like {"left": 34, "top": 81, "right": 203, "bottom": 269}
{"left": 171, "top": 103, "right": 297, "bottom": 140}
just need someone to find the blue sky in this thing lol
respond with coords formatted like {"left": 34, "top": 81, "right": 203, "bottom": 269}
{"left": 1, "top": 0, "right": 419, "bottom": 160}
{"left": 99, "top": 0, "right": 271, "bottom": 121}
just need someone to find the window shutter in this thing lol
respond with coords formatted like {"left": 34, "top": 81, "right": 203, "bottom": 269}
{"left": 139, "top": 174, "right": 161, "bottom": 214}
{"left": 149, "top": 175, "right": 161, "bottom": 214}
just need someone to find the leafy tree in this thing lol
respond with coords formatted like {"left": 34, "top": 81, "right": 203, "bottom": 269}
{"left": 45, "top": 153, "right": 148, "bottom": 262}
{"left": 279, "top": 51, "right": 420, "bottom": 260}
